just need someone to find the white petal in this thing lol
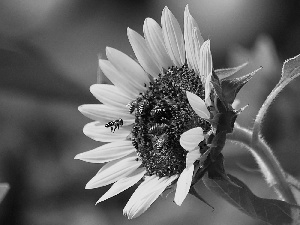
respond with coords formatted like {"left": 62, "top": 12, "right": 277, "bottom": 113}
{"left": 205, "top": 72, "right": 212, "bottom": 106}
{"left": 199, "top": 40, "right": 212, "bottom": 82}
{"left": 99, "top": 59, "right": 139, "bottom": 98}
{"left": 106, "top": 47, "right": 149, "bottom": 91}
{"left": 186, "top": 91, "right": 210, "bottom": 119}
{"left": 186, "top": 148, "right": 201, "bottom": 167}
{"left": 184, "top": 5, "right": 204, "bottom": 72}
{"left": 127, "top": 28, "right": 161, "bottom": 78}
{"left": 83, "top": 121, "right": 131, "bottom": 142}
{"left": 74, "top": 141, "right": 135, "bottom": 163}
{"left": 97, "top": 168, "right": 146, "bottom": 203}
{"left": 78, "top": 104, "right": 134, "bottom": 125}
{"left": 161, "top": 6, "right": 185, "bottom": 67}
{"left": 124, "top": 175, "right": 177, "bottom": 219}
{"left": 124, "top": 176, "right": 159, "bottom": 206}
{"left": 143, "top": 18, "right": 173, "bottom": 69}
{"left": 174, "top": 165, "right": 194, "bottom": 206}
{"left": 232, "top": 99, "right": 241, "bottom": 109}
{"left": 86, "top": 154, "right": 141, "bottom": 189}
{"left": 90, "top": 84, "right": 133, "bottom": 108}
{"left": 180, "top": 127, "right": 204, "bottom": 151}
{"left": 193, "top": 28, "right": 204, "bottom": 74}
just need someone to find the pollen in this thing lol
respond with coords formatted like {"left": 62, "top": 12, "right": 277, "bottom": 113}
{"left": 131, "top": 64, "right": 211, "bottom": 177}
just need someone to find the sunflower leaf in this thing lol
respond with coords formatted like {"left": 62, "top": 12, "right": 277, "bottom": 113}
{"left": 0, "top": 183, "right": 9, "bottom": 204}
{"left": 189, "top": 186, "right": 214, "bottom": 210}
{"left": 280, "top": 53, "right": 300, "bottom": 83}
{"left": 203, "top": 173, "right": 300, "bottom": 225}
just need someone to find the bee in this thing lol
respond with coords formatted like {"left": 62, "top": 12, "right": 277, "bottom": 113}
{"left": 150, "top": 106, "right": 165, "bottom": 117}
{"left": 137, "top": 99, "right": 149, "bottom": 115}
{"left": 131, "top": 137, "right": 139, "bottom": 149}
{"left": 127, "top": 100, "right": 137, "bottom": 114}
{"left": 148, "top": 123, "right": 168, "bottom": 135}
{"left": 154, "top": 134, "right": 168, "bottom": 151}
{"left": 105, "top": 118, "right": 123, "bottom": 132}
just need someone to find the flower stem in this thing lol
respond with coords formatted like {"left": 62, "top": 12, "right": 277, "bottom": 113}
{"left": 252, "top": 76, "right": 293, "bottom": 146}
{"left": 227, "top": 123, "right": 296, "bottom": 204}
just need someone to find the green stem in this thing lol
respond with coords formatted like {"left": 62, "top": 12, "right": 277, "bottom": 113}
{"left": 252, "top": 82, "right": 284, "bottom": 145}
{"left": 227, "top": 123, "right": 296, "bottom": 204}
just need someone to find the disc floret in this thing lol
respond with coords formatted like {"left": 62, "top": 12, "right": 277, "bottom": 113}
{"left": 130, "top": 64, "right": 211, "bottom": 177}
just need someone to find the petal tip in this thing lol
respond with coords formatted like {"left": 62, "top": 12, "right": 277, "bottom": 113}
{"left": 95, "top": 198, "right": 103, "bottom": 205}
{"left": 78, "top": 105, "right": 83, "bottom": 112}
{"left": 127, "top": 27, "right": 133, "bottom": 34}
{"left": 85, "top": 184, "right": 92, "bottom": 190}
{"left": 106, "top": 46, "right": 114, "bottom": 56}
{"left": 184, "top": 4, "right": 190, "bottom": 12}
{"left": 74, "top": 153, "right": 81, "bottom": 160}
{"left": 85, "top": 181, "right": 94, "bottom": 189}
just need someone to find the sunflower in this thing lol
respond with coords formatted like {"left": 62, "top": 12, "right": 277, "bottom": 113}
{"left": 75, "top": 5, "right": 239, "bottom": 219}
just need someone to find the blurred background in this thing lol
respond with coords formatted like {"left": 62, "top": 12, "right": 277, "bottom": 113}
{"left": 0, "top": 0, "right": 300, "bottom": 224}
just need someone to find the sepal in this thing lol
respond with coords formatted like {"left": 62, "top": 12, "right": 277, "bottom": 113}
{"left": 220, "top": 67, "right": 261, "bottom": 104}
{"left": 215, "top": 62, "right": 248, "bottom": 80}
{"left": 214, "top": 111, "right": 237, "bottom": 134}
{"left": 210, "top": 71, "right": 230, "bottom": 111}
{"left": 206, "top": 154, "right": 240, "bottom": 188}
{"left": 207, "top": 131, "right": 227, "bottom": 161}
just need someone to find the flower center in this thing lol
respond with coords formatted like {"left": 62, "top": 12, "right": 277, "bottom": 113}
{"left": 130, "top": 64, "right": 211, "bottom": 177}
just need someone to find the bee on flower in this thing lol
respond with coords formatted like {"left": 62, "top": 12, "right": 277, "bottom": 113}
{"left": 75, "top": 5, "right": 256, "bottom": 219}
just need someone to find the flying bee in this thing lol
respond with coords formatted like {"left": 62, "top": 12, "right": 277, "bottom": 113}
{"left": 148, "top": 123, "right": 168, "bottom": 135}
{"left": 154, "top": 134, "right": 168, "bottom": 151}
{"left": 127, "top": 100, "right": 137, "bottom": 114}
{"left": 105, "top": 118, "right": 123, "bottom": 132}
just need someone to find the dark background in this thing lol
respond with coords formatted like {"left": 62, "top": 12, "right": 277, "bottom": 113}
{"left": 0, "top": 0, "right": 300, "bottom": 224}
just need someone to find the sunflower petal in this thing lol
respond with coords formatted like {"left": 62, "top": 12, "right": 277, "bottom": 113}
{"left": 99, "top": 59, "right": 139, "bottom": 98}
{"left": 78, "top": 104, "right": 134, "bottom": 125}
{"left": 205, "top": 72, "right": 212, "bottom": 106}
{"left": 74, "top": 141, "right": 135, "bottom": 163}
{"left": 127, "top": 28, "right": 161, "bottom": 78}
{"left": 184, "top": 5, "right": 204, "bottom": 73}
{"left": 86, "top": 154, "right": 141, "bottom": 189}
{"left": 124, "top": 175, "right": 177, "bottom": 219}
{"left": 143, "top": 18, "right": 173, "bottom": 69}
{"left": 186, "top": 148, "right": 201, "bottom": 167}
{"left": 186, "top": 91, "right": 210, "bottom": 119}
{"left": 97, "top": 168, "right": 146, "bottom": 203}
{"left": 90, "top": 84, "right": 133, "bottom": 108}
{"left": 174, "top": 165, "right": 194, "bottom": 206}
{"left": 83, "top": 121, "right": 131, "bottom": 142}
{"left": 161, "top": 6, "right": 185, "bottom": 67}
{"left": 180, "top": 127, "right": 204, "bottom": 151}
{"left": 106, "top": 47, "right": 149, "bottom": 91}
{"left": 199, "top": 40, "right": 212, "bottom": 82}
